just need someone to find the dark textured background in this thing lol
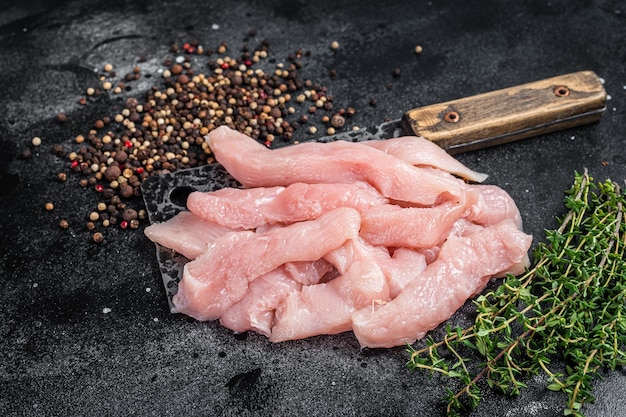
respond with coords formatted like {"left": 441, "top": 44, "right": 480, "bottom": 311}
{"left": 1, "top": 1, "right": 625, "bottom": 416}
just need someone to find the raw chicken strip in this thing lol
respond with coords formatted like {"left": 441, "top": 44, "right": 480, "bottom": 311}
{"left": 270, "top": 259, "right": 390, "bottom": 342}
{"left": 466, "top": 184, "right": 524, "bottom": 229}
{"left": 383, "top": 248, "right": 428, "bottom": 298}
{"left": 187, "top": 186, "right": 285, "bottom": 230}
{"left": 363, "top": 136, "right": 488, "bottom": 183}
{"left": 187, "top": 182, "right": 387, "bottom": 230}
{"left": 449, "top": 218, "right": 485, "bottom": 238}
{"left": 143, "top": 211, "right": 240, "bottom": 260}
{"left": 283, "top": 259, "right": 336, "bottom": 286}
{"left": 452, "top": 192, "right": 530, "bottom": 279}
{"left": 219, "top": 267, "right": 301, "bottom": 337}
{"left": 206, "top": 126, "right": 463, "bottom": 206}
{"left": 359, "top": 183, "right": 523, "bottom": 249}
{"left": 173, "top": 207, "right": 361, "bottom": 321}
{"left": 324, "top": 237, "right": 391, "bottom": 275}
{"left": 352, "top": 219, "right": 532, "bottom": 348}
{"left": 359, "top": 196, "right": 468, "bottom": 249}
{"left": 324, "top": 237, "right": 427, "bottom": 298}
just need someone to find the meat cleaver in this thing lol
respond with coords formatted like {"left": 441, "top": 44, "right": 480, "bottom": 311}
{"left": 141, "top": 70, "right": 606, "bottom": 312}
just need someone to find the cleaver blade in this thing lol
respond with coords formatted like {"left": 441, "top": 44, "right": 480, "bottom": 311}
{"left": 141, "top": 70, "right": 606, "bottom": 312}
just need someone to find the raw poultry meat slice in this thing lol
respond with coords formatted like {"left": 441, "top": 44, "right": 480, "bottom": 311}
{"left": 465, "top": 184, "right": 524, "bottom": 229}
{"left": 143, "top": 211, "right": 240, "bottom": 260}
{"left": 283, "top": 258, "right": 336, "bottom": 286}
{"left": 219, "top": 267, "right": 301, "bottom": 337}
{"left": 435, "top": 217, "right": 530, "bottom": 278}
{"left": 324, "top": 237, "right": 427, "bottom": 298}
{"left": 324, "top": 236, "right": 391, "bottom": 275}
{"left": 187, "top": 181, "right": 387, "bottom": 230}
{"left": 220, "top": 260, "right": 341, "bottom": 339}
{"left": 449, "top": 217, "right": 486, "bottom": 238}
{"left": 363, "top": 136, "right": 488, "bottom": 183}
{"left": 186, "top": 185, "right": 285, "bottom": 230}
{"left": 172, "top": 207, "right": 361, "bottom": 321}
{"left": 206, "top": 126, "right": 464, "bottom": 206}
{"left": 359, "top": 196, "right": 469, "bottom": 249}
{"left": 351, "top": 219, "right": 533, "bottom": 348}
{"left": 381, "top": 248, "right": 428, "bottom": 298}
{"left": 270, "top": 259, "right": 390, "bottom": 342}
{"left": 358, "top": 183, "right": 522, "bottom": 248}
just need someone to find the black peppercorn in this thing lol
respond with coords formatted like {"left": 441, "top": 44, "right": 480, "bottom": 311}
{"left": 92, "top": 232, "right": 104, "bottom": 243}
{"left": 120, "top": 184, "right": 134, "bottom": 199}
{"left": 122, "top": 208, "right": 138, "bottom": 222}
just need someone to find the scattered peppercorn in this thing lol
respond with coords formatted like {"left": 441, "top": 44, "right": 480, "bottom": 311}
{"left": 414, "top": 45, "right": 423, "bottom": 54}
{"left": 117, "top": 184, "right": 132, "bottom": 198}
{"left": 330, "top": 40, "right": 340, "bottom": 50}
{"left": 92, "top": 232, "right": 104, "bottom": 243}
{"left": 52, "top": 143, "right": 66, "bottom": 156}
{"left": 122, "top": 208, "right": 138, "bottom": 222}
{"left": 331, "top": 114, "right": 345, "bottom": 128}
{"left": 104, "top": 165, "right": 121, "bottom": 182}
{"left": 45, "top": 202, "right": 54, "bottom": 211}
{"left": 31, "top": 137, "right": 42, "bottom": 147}
{"left": 59, "top": 219, "right": 69, "bottom": 229}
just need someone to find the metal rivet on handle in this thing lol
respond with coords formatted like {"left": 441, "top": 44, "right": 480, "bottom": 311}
{"left": 443, "top": 111, "right": 460, "bottom": 123}
{"left": 553, "top": 85, "right": 570, "bottom": 97}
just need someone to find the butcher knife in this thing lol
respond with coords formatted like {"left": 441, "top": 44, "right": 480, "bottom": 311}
{"left": 319, "top": 70, "right": 606, "bottom": 153}
{"left": 141, "top": 70, "right": 607, "bottom": 312}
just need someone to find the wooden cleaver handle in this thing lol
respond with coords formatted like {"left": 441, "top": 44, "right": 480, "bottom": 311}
{"left": 401, "top": 70, "right": 607, "bottom": 154}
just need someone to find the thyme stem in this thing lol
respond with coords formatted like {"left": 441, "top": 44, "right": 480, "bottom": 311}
{"left": 407, "top": 169, "right": 626, "bottom": 417}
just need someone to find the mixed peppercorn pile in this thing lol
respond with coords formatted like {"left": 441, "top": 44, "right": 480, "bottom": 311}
{"left": 35, "top": 35, "right": 360, "bottom": 242}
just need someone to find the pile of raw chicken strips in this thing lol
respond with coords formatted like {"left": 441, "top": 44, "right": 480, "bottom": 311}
{"left": 145, "top": 126, "right": 532, "bottom": 348}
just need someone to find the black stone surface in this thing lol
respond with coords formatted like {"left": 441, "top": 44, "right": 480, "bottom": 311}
{"left": 1, "top": 1, "right": 625, "bottom": 416}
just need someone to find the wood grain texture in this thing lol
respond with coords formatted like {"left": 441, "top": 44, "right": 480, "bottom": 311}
{"left": 402, "top": 71, "right": 606, "bottom": 153}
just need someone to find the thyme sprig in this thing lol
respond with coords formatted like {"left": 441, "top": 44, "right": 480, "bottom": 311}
{"left": 406, "top": 169, "right": 626, "bottom": 416}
